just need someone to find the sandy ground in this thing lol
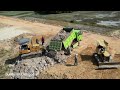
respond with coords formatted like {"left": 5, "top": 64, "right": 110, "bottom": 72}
{"left": 40, "top": 32, "right": 120, "bottom": 79}
{"left": 0, "top": 16, "right": 62, "bottom": 37}
{"left": 0, "top": 16, "right": 120, "bottom": 79}
{"left": 0, "top": 26, "right": 31, "bottom": 40}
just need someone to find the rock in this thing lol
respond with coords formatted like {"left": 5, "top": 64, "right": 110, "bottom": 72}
{"left": 34, "top": 69, "right": 39, "bottom": 77}
{"left": 9, "top": 51, "right": 67, "bottom": 79}
{"left": 8, "top": 64, "right": 15, "bottom": 68}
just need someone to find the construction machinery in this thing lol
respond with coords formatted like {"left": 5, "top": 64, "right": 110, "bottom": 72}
{"left": 93, "top": 39, "right": 120, "bottom": 69}
{"left": 19, "top": 36, "right": 44, "bottom": 59}
{"left": 47, "top": 27, "right": 83, "bottom": 57}
{"left": 18, "top": 27, "right": 82, "bottom": 61}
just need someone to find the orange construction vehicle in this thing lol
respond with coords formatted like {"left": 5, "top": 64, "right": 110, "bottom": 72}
{"left": 19, "top": 36, "right": 44, "bottom": 59}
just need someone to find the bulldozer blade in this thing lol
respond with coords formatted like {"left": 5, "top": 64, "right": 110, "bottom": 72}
{"left": 99, "top": 62, "right": 120, "bottom": 65}
{"left": 21, "top": 51, "right": 42, "bottom": 59}
{"left": 96, "top": 62, "right": 120, "bottom": 69}
{"left": 96, "top": 67, "right": 117, "bottom": 70}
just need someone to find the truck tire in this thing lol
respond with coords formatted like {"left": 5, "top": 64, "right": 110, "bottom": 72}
{"left": 66, "top": 47, "right": 71, "bottom": 55}
{"left": 47, "top": 50, "right": 57, "bottom": 58}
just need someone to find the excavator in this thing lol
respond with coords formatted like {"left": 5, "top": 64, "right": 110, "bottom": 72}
{"left": 93, "top": 39, "right": 120, "bottom": 69}
{"left": 18, "top": 27, "right": 83, "bottom": 60}
{"left": 19, "top": 36, "right": 44, "bottom": 59}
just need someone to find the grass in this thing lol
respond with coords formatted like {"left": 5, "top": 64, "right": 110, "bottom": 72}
{"left": 0, "top": 47, "right": 18, "bottom": 78}
{"left": 0, "top": 49, "right": 9, "bottom": 58}
{"left": 0, "top": 64, "right": 9, "bottom": 78}
{"left": 0, "top": 11, "right": 120, "bottom": 36}
{"left": 0, "top": 11, "right": 120, "bottom": 29}
{"left": 0, "top": 11, "right": 34, "bottom": 16}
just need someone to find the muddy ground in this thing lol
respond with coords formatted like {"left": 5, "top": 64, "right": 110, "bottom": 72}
{"left": 0, "top": 16, "right": 120, "bottom": 79}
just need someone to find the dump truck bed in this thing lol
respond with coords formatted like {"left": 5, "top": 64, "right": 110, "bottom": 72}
{"left": 52, "top": 29, "right": 70, "bottom": 41}
{"left": 49, "top": 28, "right": 82, "bottom": 51}
{"left": 49, "top": 29, "right": 71, "bottom": 51}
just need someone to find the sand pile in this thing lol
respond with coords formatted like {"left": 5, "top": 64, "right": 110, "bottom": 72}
{"left": 80, "top": 44, "right": 96, "bottom": 61}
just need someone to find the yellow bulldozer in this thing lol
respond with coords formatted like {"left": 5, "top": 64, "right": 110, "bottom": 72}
{"left": 93, "top": 39, "right": 120, "bottom": 69}
{"left": 19, "top": 36, "right": 44, "bottom": 59}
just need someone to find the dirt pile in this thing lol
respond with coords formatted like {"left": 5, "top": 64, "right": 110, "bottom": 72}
{"left": 6, "top": 56, "right": 55, "bottom": 79}
{"left": 81, "top": 44, "right": 96, "bottom": 55}
{"left": 52, "top": 30, "right": 70, "bottom": 41}
{"left": 7, "top": 51, "right": 69, "bottom": 79}
{"left": 0, "top": 39, "right": 19, "bottom": 64}
{"left": 79, "top": 44, "right": 96, "bottom": 63}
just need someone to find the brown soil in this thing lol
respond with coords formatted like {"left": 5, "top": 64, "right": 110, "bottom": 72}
{"left": 40, "top": 32, "right": 120, "bottom": 79}
{"left": 0, "top": 16, "right": 120, "bottom": 79}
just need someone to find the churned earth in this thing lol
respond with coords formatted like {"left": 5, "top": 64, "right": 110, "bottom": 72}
{"left": 0, "top": 16, "right": 120, "bottom": 79}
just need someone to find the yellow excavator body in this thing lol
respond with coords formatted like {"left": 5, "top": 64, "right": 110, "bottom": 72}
{"left": 19, "top": 36, "right": 44, "bottom": 55}
{"left": 103, "top": 51, "right": 110, "bottom": 57}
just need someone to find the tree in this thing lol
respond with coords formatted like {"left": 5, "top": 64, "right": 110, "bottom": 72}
{"left": 34, "top": 11, "right": 73, "bottom": 14}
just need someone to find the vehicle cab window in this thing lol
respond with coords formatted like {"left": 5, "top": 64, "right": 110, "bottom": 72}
{"left": 21, "top": 44, "right": 28, "bottom": 50}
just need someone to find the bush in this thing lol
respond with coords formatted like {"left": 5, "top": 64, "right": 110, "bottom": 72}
{"left": 0, "top": 65, "right": 9, "bottom": 78}
{"left": 34, "top": 11, "right": 73, "bottom": 14}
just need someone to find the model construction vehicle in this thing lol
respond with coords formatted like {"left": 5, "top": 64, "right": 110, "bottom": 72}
{"left": 93, "top": 39, "right": 120, "bottom": 69}
{"left": 18, "top": 27, "right": 120, "bottom": 70}
{"left": 18, "top": 27, "right": 83, "bottom": 59}
{"left": 48, "top": 27, "right": 83, "bottom": 55}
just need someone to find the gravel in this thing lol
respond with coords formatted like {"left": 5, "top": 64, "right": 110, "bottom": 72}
{"left": 52, "top": 30, "right": 70, "bottom": 41}
{"left": 6, "top": 49, "right": 69, "bottom": 79}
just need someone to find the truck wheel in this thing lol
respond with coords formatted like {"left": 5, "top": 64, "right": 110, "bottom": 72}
{"left": 78, "top": 41, "right": 80, "bottom": 46}
{"left": 47, "top": 50, "right": 57, "bottom": 58}
{"left": 67, "top": 47, "right": 71, "bottom": 55}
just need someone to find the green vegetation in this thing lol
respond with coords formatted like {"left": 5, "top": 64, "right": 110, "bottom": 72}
{"left": 0, "top": 11, "right": 33, "bottom": 16}
{"left": 0, "top": 11, "right": 120, "bottom": 36}
{"left": 34, "top": 11, "right": 73, "bottom": 14}
{"left": 0, "top": 65, "right": 9, "bottom": 78}
{"left": 0, "top": 48, "right": 9, "bottom": 58}
{"left": 0, "top": 11, "right": 120, "bottom": 29}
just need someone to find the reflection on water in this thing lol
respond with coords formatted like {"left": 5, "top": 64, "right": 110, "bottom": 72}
{"left": 97, "top": 21, "right": 120, "bottom": 26}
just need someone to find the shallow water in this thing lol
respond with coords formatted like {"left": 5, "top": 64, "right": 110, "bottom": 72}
{"left": 95, "top": 13, "right": 115, "bottom": 18}
{"left": 97, "top": 21, "right": 120, "bottom": 26}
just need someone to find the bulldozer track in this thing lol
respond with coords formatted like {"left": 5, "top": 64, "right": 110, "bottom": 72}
{"left": 97, "top": 62, "right": 120, "bottom": 69}
{"left": 21, "top": 51, "right": 42, "bottom": 59}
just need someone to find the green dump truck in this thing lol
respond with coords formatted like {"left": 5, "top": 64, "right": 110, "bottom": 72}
{"left": 48, "top": 27, "right": 83, "bottom": 54}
